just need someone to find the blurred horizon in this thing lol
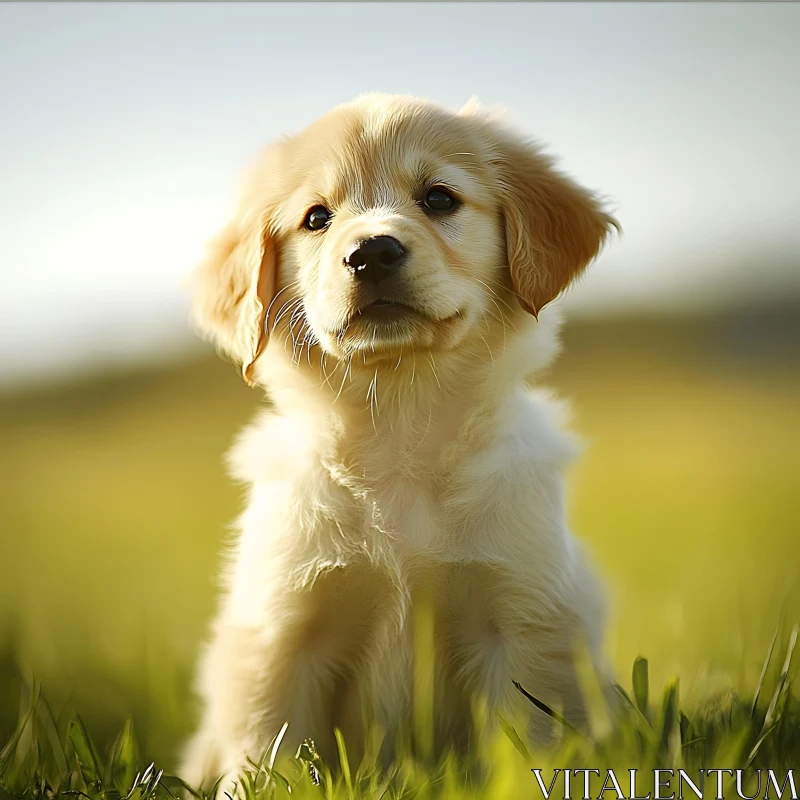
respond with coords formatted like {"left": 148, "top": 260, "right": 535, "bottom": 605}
{"left": 1, "top": 294, "right": 799, "bottom": 396}
{"left": 1, "top": 2, "right": 799, "bottom": 388}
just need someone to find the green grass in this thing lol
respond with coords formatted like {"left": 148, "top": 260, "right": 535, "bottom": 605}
{"left": 0, "top": 310, "right": 798, "bottom": 793}
{"left": 2, "top": 636, "right": 799, "bottom": 798}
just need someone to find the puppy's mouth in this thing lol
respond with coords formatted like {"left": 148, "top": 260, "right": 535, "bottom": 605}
{"left": 328, "top": 298, "right": 464, "bottom": 356}
{"left": 349, "top": 298, "right": 463, "bottom": 328}
{"left": 355, "top": 299, "right": 420, "bottom": 321}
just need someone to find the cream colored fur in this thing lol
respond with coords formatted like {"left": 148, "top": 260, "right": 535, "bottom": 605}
{"left": 181, "top": 94, "right": 618, "bottom": 792}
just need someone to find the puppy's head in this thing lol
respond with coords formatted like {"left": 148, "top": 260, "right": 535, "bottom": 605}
{"left": 192, "top": 94, "right": 617, "bottom": 385}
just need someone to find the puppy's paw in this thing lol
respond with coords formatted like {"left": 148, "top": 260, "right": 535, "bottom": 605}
{"left": 179, "top": 728, "right": 224, "bottom": 797}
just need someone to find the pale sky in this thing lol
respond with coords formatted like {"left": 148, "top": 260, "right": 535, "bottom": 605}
{"left": 1, "top": 3, "right": 799, "bottom": 386}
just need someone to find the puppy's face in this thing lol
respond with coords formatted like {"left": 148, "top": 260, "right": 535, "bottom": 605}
{"left": 275, "top": 106, "right": 502, "bottom": 362}
{"left": 192, "top": 95, "right": 617, "bottom": 383}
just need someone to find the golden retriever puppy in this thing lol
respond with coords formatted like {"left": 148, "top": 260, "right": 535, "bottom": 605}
{"left": 181, "top": 93, "right": 617, "bottom": 791}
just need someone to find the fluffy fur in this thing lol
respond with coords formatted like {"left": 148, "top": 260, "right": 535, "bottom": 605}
{"left": 182, "top": 94, "right": 618, "bottom": 791}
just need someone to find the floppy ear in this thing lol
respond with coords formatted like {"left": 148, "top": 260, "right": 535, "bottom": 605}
{"left": 191, "top": 207, "right": 277, "bottom": 386}
{"left": 495, "top": 135, "right": 618, "bottom": 317}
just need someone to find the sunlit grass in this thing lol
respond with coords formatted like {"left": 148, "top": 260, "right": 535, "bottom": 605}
{"left": 2, "top": 635, "right": 799, "bottom": 798}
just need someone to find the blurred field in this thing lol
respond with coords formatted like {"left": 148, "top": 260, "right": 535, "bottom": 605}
{"left": 0, "top": 308, "right": 798, "bottom": 768}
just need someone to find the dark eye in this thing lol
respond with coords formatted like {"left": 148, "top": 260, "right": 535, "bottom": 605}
{"left": 423, "top": 187, "right": 458, "bottom": 214}
{"left": 304, "top": 205, "right": 331, "bottom": 231}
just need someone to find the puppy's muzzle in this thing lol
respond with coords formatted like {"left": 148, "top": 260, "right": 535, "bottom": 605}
{"left": 344, "top": 236, "right": 407, "bottom": 286}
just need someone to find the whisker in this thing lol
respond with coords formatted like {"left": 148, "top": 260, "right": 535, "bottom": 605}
{"left": 426, "top": 353, "right": 442, "bottom": 392}
{"left": 367, "top": 368, "right": 379, "bottom": 433}
{"left": 273, "top": 297, "right": 304, "bottom": 333}
{"left": 487, "top": 295, "right": 517, "bottom": 335}
{"left": 304, "top": 328, "right": 318, "bottom": 368}
{"left": 279, "top": 302, "right": 305, "bottom": 360}
{"left": 296, "top": 329, "right": 311, "bottom": 368}
{"left": 470, "top": 276, "right": 516, "bottom": 313}
{"left": 289, "top": 311, "right": 308, "bottom": 364}
{"left": 408, "top": 403, "right": 434, "bottom": 459}
{"left": 265, "top": 281, "right": 301, "bottom": 335}
{"left": 477, "top": 325, "right": 494, "bottom": 366}
{"left": 320, "top": 351, "right": 336, "bottom": 389}
{"left": 333, "top": 355, "right": 353, "bottom": 405}
{"left": 477, "top": 272, "right": 540, "bottom": 316}
{"left": 320, "top": 351, "right": 347, "bottom": 392}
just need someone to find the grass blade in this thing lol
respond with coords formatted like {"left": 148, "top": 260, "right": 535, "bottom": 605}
{"left": 0, "top": 679, "right": 40, "bottom": 767}
{"left": 512, "top": 681, "right": 588, "bottom": 740}
{"left": 761, "top": 624, "right": 798, "bottom": 734}
{"left": 657, "top": 678, "right": 680, "bottom": 760}
{"left": 632, "top": 657, "right": 649, "bottom": 719}
{"left": 495, "top": 713, "right": 532, "bottom": 762}
{"left": 68, "top": 717, "right": 103, "bottom": 785}
{"left": 335, "top": 728, "right": 354, "bottom": 797}
{"left": 751, "top": 624, "right": 780, "bottom": 717}
{"left": 36, "top": 694, "right": 69, "bottom": 778}
{"left": 105, "top": 719, "right": 139, "bottom": 791}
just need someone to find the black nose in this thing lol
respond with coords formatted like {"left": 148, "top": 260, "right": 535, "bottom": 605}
{"left": 344, "top": 236, "right": 406, "bottom": 284}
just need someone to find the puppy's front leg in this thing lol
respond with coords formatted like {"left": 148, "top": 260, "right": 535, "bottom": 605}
{"left": 182, "top": 553, "right": 392, "bottom": 794}
{"left": 181, "top": 587, "right": 336, "bottom": 794}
